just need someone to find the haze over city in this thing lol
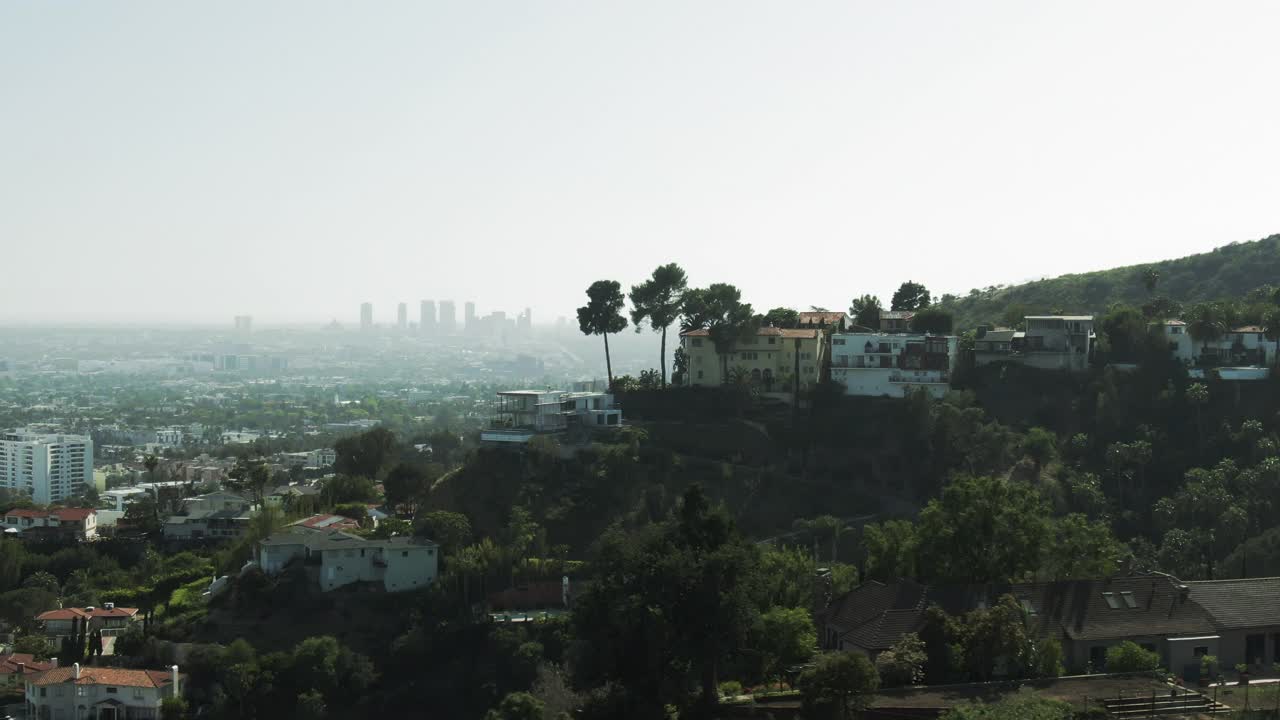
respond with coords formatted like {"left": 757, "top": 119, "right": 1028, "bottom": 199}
{"left": 4, "top": 1, "right": 1280, "bottom": 325}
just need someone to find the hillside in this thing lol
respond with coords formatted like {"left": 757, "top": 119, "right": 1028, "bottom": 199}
{"left": 937, "top": 233, "right": 1280, "bottom": 330}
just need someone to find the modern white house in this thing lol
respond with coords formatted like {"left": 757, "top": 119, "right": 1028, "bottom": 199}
{"left": 256, "top": 529, "right": 440, "bottom": 593}
{"left": 0, "top": 430, "right": 93, "bottom": 505}
{"left": 1, "top": 508, "right": 98, "bottom": 540}
{"left": 480, "top": 389, "right": 622, "bottom": 444}
{"left": 25, "top": 663, "right": 182, "bottom": 720}
{"left": 975, "top": 316, "right": 1095, "bottom": 372}
{"left": 829, "top": 333, "right": 959, "bottom": 398}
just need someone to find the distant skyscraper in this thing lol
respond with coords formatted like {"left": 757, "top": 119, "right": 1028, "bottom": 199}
{"left": 420, "top": 300, "right": 437, "bottom": 334}
{"left": 518, "top": 308, "right": 532, "bottom": 333}
{"left": 234, "top": 315, "right": 252, "bottom": 337}
{"left": 439, "top": 301, "right": 457, "bottom": 334}
{"left": 360, "top": 302, "right": 373, "bottom": 332}
{"left": 464, "top": 301, "right": 477, "bottom": 332}
{"left": 397, "top": 302, "right": 408, "bottom": 330}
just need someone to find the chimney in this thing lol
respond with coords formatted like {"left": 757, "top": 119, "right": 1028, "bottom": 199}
{"left": 73, "top": 663, "right": 81, "bottom": 680}
{"left": 104, "top": 602, "right": 115, "bottom": 610}
{"left": 171, "top": 665, "right": 180, "bottom": 696}
{"left": 16, "top": 662, "right": 25, "bottom": 676}
{"left": 50, "top": 657, "right": 58, "bottom": 668}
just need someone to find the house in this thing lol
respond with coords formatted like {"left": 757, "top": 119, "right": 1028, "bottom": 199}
{"left": 1157, "top": 320, "right": 1195, "bottom": 366}
{"left": 480, "top": 389, "right": 623, "bottom": 445}
{"left": 256, "top": 529, "right": 439, "bottom": 593}
{"left": 679, "top": 327, "right": 826, "bottom": 392}
{"left": 25, "top": 663, "right": 182, "bottom": 720}
{"left": 829, "top": 332, "right": 958, "bottom": 398}
{"left": 1187, "top": 577, "right": 1280, "bottom": 671}
{"left": 798, "top": 311, "right": 850, "bottom": 332}
{"left": 266, "top": 483, "right": 321, "bottom": 508}
{"left": 291, "top": 513, "right": 362, "bottom": 533}
{"left": 974, "top": 315, "right": 1095, "bottom": 372}
{"left": 162, "top": 491, "right": 254, "bottom": 542}
{"left": 878, "top": 311, "right": 915, "bottom": 333}
{"left": 1192, "top": 325, "right": 1272, "bottom": 368}
{"left": 36, "top": 604, "right": 141, "bottom": 638}
{"left": 818, "top": 574, "right": 1221, "bottom": 678}
{"left": 1, "top": 508, "right": 98, "bottom": 540}
{"left": 1, "top": 653, "right": 53, "bottom": 690}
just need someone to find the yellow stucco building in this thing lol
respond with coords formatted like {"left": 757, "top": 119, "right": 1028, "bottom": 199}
{"left": 680, "top": 327, "right": 826, "bottom": 391}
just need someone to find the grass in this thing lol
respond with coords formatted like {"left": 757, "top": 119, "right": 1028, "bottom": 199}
{"left": 1215, "top": 682, "right": 1280, "bottom": 715}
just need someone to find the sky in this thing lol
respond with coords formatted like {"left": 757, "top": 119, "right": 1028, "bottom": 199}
{"left": 3, "top": 2, "right": 1280, "bottom": 326}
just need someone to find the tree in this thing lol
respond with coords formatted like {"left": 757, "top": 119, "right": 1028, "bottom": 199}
{"left": 910, "top": 307, "right": 954, "bottom": 335}
{"left": 22, "top": 570, "right": 60, "bottom": 596}
{"left": 848, "top": 295, "right": 882, "bottom": 329}
{"left": 1020, "top": 427, "right": 1057, "bottom": 474}
{"left": 1186, "top": 302, "right": 1227, "bottom": 361}
{"left": 799, "top": 652, "right": 880, "bottom": 719}
{"left": 862, "top": 520, "right": 918, "bottom": 581}
{"left": 762, "top": 307, "right": 800, "bottom": 328}
{"left": 578, "top": 280, "right": 629, "bottom": 386}
{"left": 1100, "top": 305, "right": 1149, "bottom": 362}
{"left": 681, "top": 283, "right": 758, "bottom": 383}
{"left": 383, "top": 462, "right": 436, "bottom": 514}
{"left": 333, "top": 502, "right": 369, "bottom": 524}
{"left": 756, "top": 607, "right": 816, "bottom": 680}
{"left": 248, "top": 462, "right": 272, "bottom": 506}
{"left": 891, "top": 282, "right": 931, "bottom": 311}
{"left": 1263, "top": 307, "right": 1280, "bottom": 367}
{"left": 628, "top": 263, "right": 689, "bottom": 386}
{"left": 485, "top": 692, "right": 545, "bottom": 720}
{"left": 1140, "top": 267, "right": 1161, "bottom": 295}
{"left": 876, "top": 633, "right": 926, "bottom": 687}
{"left": 1187, "top": 382, "right": 1210, "bottom": 458}
{"left": 795, "top": 515, "right": 844, "bottom": 562}
{"left": 415, "top": 510, "right": 472, "bottom": 554}
{"left": 1105, "top": 640, "right": 1160, "bottom": 673}
{"left": 952, "top": 595, "right": 1032, "bottom": 681}
{"left": 915, "top": 475, "right": 1051, "bottom": 584}
{"left": 296, "top": 690, "right": 327, "bottom": 720}
{"left": 333, "top": 427, "right": 398, "bottom": 479}
{"left": 1043, "top": 514, "right": 1120, "bottom": 580}
{"left": 13, "top": 634, "right": 55, "bottom": 660}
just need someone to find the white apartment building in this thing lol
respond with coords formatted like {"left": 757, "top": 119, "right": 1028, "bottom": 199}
{"left": 829, "top": 333, "right": 959, "bottom": 398}
{"left": 0, "top": 430, "right": 93, "bottom": 505}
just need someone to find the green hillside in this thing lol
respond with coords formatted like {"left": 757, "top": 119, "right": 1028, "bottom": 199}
{"left": 937, "top": 233, "right": 1280, "bottom": 330}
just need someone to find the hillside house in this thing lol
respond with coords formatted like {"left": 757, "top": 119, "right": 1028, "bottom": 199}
{"left": 878, "top": 311, "right": 915, "bottom": 333}
{"left": 829, "top": 332, "right": 958, "bottom": 398}
{"left": 974, "top": 315, "right": 1095, "bottom": 372}
{"left": 162, "top": 491, "right": 254, "bottom": 542}
{"left": 1, "top": 508, "right": 97, "bottom": 541}
{"left": 1187, "top": 577, "right": 1280, "bottom": 671}
{"left": 819, "top": 574, "right": 1226, "bottom": 678}
{"left": 1, "top": 653, "right": 53, "bottom": 691}
{"left": 25, "top": 663, "right": 182, "bottom": 720}
{"left": 797, "top": 311, "right": 851, "bottom": 332}
{"left": 480, "top": 389, "right": 622, "bottom": 445}
{"left": 256, "top": 529, "right": 439, "bottom": 593}
{"left": 679, "top": 327, "right": 826, "bottom": 392}
{"left": 36, "top": 604, "right": 140, "bottom": 639}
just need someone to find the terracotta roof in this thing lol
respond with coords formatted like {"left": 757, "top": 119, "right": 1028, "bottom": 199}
{"left": 292, "top": 514, "right": 361, "bottom": 531}
{"left": 38, "top": 606, "right": 139, "bottom": 621}
{"left": 1187, "top": 577, "right": 1280, "bottom": 629}
{"left": 0, "top": 653, "right": 53, "bottom": 676}
{"left": 2, "top": 508, "right": 95, "bottom": 521}
{"left": 1232, "top": 326, "right": 1265, "bottom": 333}
{"left": 31, "top": 666, "right": 178, "bottom": 688}
{"left": 680, "top": 327, "right": 820, "bottom": 339}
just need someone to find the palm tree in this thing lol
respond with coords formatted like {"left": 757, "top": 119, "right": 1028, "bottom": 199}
{"left": 577, "top": 280, "right": 629, "bottom": 387}
{"left": 1186, "top": 303, "right": 1227, "bottom": 365}
{"left": 629, "top": 263, "right": 689, "bottom": 387}
{"left": 1140, "top": 268, "right": 1160, "bottom": 295}
{"left": 1187, "top": 382, "right": 1209, "bottom": 460}
{"left": 1263, "top": 308, "right": 1280, "bottom": 368}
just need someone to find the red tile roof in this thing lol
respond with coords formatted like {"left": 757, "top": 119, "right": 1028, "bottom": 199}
{"left": 3, "top": 508, "right": 95, "bottom": 521}
{"left": 38, "top": 606, "right": 139, "bottom": 622}
{"left": 31, "top": 666, "right": 178, "bottom": 688}
{"left": 681, "top": 327, "right": 820, "bottom": 339}
{"left": 0, "top": 653, "right": 53, "bottom": 676}
{"left": 292, "top": 514, "right": 361, "bottom": 531}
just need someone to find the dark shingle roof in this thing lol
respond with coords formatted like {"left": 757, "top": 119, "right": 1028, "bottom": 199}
{"left": 1187, "top": 577, "right": 1280, "bottom": 629}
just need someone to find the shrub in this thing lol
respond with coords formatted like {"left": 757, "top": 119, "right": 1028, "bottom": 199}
{"left": 1105, "top": 641, "right": 1160, "bottom": 673}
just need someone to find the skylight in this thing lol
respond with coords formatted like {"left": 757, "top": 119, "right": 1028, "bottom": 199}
{"left": 1102, "top": 592, "right": 1123, "bottom": 609}
{"left": 1120, "top": 591, "right": 1138, "bottom": 608}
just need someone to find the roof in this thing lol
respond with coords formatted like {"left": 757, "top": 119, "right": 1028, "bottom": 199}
{"left": 1164, "top": 319, "right": 1187, "bottom": 326}
{"left": 38, "top": 606, "right": 139, "bottom": 621}
{"left": 1187, "top": 577, "right": 1280, "bottom": 629}
{"left": 3, "top": 508, "right": 95, "bottom": 521}
{"left": 821, "top": 575, "right": 1217, "bottom": 651}
{"left": 0, "top": 653, "right": 53, "bottom": 676}
{"left": 31, "top": 666, "right": 179, "bottom": 689}
{"left": 1025, "top": 315, "right": 1094, "bottom": 321}
{"left": 1231, "top": 325, "right": 1265, "bottom": 333}
{"left": 680, "top": 327, "right": 820, "bottom": 339}
{"left": 292, "top": 514, "right": 362, "bottom": 531}
{"left": 978, "top": 330, "right": 1018, "bottom": 343}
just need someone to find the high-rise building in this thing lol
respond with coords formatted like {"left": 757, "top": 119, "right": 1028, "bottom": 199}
{"left": 464, "top": 302, "right": 477, "bottom": 332}
{"left": 518, "top": 308, "right": 532, "bottom": 333}
{"left": 0, "top": 430, "right": 94, "bottom": 505}
{"left": 397, "top": 303, "right": 408, "bottom": 331}
{"left": 360, "top": 302, "right": 373, "bottom": 332}
{"left": 420, "top": 300, "right": 437, "bottom": 334}
{"left": 439, "top": 301, "right": 457, "bottom": 334}
{"left": 234, "top": 315, "right": 252, "bottom": 336}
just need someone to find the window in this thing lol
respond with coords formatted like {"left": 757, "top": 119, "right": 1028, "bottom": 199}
{"left": 1247, "top": 634, "right": 1265, "bottom": 664}
{"left": 768, "top": 337, "right": 776, "bottom": 344}
{"left": 691, "top": 339, "right": 703, "bottom": 347}
{"left": 402, "top": 551, "right": 409, "bottom": 557}
{"left": 833, "top": 338, "right": 845, "bottom": 345}
{"left": 1102, "top": 592, "right": 1122, "bottom": 609}
{"left": 106, "top": 687, "right": 117, "bottom": 694}
{"left": 1193, "top": 646, "right": 1209, "bottom": 658}
{"left": 1120, "top": 591, "right": 1137, "bottom": 608}
{"left": 134, "top": 687, "right": 144, "bottom": 699}
{"left": 697, "top": 371, "right": 703, "bottom": 379}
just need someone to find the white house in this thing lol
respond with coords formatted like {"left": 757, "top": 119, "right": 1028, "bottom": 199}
{"left": 26, "top": 663, "right": 182, "bottom": 720}
{"left": 1, "top": 508, "right": 98, "bottom": 540}
{"left": 829, "top": 333, "right": 959, "bottom": 398}
{"left": 162, "top": 492, "right": 255, "bottom": 542}
{"left": 256, "top": 529, "right": 439, "bottom": 593}
{"left": 1158, "top": 320, "right": 1196, "bottom": 365}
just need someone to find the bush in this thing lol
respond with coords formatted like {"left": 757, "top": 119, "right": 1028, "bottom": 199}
{"left": 718, "top": 680, "right": 744, "bottom": 698}
{"left": 1105, "top": 641, "right": 1160, "bottom": 673}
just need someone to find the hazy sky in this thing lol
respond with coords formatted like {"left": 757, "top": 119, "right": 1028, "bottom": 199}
{"left": 4, "top": 2, "right": 1280, "bottom": 325}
